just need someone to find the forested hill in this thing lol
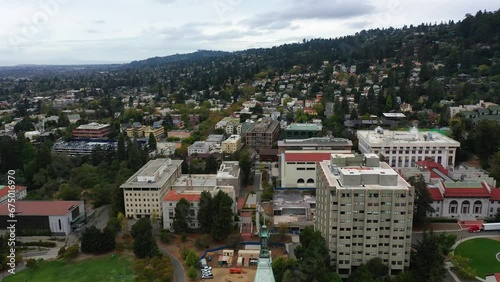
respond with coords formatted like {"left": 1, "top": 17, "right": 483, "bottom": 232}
{"left": 125, "top": 9, "right": 500, "bottom": 77}
{"left": 128, "top": 50, "right": 230, "bottom": 67}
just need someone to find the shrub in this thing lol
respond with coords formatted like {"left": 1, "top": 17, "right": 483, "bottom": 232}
{"left": 452, "top": 255, "right": 476, "bottom": 279}
{"left": 180, "top": 247, "right": 190, "bottom": 260}
{"left": 17, "top": 240, "right": 56, "bottom": 248}
{"left": 160, "top": 230, "right": 173, "bottom": 244}
{"left": 181, "top": 232, "right": 187, "bottom": 242}
{"left": 64, "top": 243, "right": 79, "bottom": 260}
{"left": 26, "top": 258, "right": 38, "bottom": 269}
{"left": 57, "top": 246, "right": 66, "bottom": 258}
{"left": 188, "top": 266, "right": 198, "bottom": 281}
{"left": 194, "top": 234, "right": 210, "bottom": 250}
{"left": 185, "top": 250, "right": 198, "bottom": 267}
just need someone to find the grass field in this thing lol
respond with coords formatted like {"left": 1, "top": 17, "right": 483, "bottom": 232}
{"left": 455, "top": 238, "right": 500, "bottom": 278}
{"left": 4, "top": 254, "right": 134, "bottom": 282}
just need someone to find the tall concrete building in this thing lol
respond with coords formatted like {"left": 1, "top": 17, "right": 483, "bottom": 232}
{"left": 357, "top": 127, "right": 460, "bottom": 169}
{"left": 316, "top": 153, "right": 414, "bottom": 277}
{"left": 121, "top": 158, "right": 183, "bottom": 219}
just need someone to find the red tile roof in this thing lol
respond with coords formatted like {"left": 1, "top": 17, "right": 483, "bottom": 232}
{"left": 0, "top": 201, "right": 82, "bottom": 216}
{"left": 416, "top": 160, "right": 448, "bottom": 179}
{"left": 427, "top": 188, "right": 443, "bottom": 201}
{"left": 490, "top": 188, "right": 500, "bottom": 201}
{"left": 285, "top": 152, "right": 333, "bottom": 162}
{"left": 443, "top": 182, "right": 491, "bottom": 197}
{"left": 163, "top": 190, "right": 201, "bottom": 202}
{"left": 0, "top": 185, "right": 27, "bottom": 198}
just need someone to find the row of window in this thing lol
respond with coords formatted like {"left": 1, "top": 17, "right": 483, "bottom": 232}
{"left": 125, "top": 193, "right": 158, "bottom": 197}
{"left": 340, "top": 193, "right": 407, "bottom": 198}
{"left": 127, "top": 198, "right": 159, "bottom": 202}
{"left": 126, "top": 204, "right": 159, "bottom": 207}
{"left": 126, "top": 208, "right": 157, "bottom": 213}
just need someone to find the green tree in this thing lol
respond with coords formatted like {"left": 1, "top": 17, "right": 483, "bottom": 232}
{"left": 135, "top": 256, "right": 174, "bottom": 282}
{"left": 187, "top": 266, "right": 198, "bottom": 281}
{"left": 133, "top": 232, "right": 159, "bottom": 259}
{"left": 198, "top": 191, "right": 213, "bottom": 233}
{"left": 173, "top": 198, "right": 190, "bottom": 234}
{"left": 239, "top": 149, "right": 252, "bottom": 185}
{"left": 452, "top": 254, "right": 476, "bottom": 279}
{"left": 185, "top": 250, "right": 198, "bottom": 267}
{"left": 412, "top": 230, "right": 446, "bottom": 282}
{"left": 204, "top": 155, "right": 218, "bottom": 174}
{"left": 408, "top": 175, "right": 434, "bottom": 227}
{"left": 294, "top": 226, "right": 337, "bottom": 282}
{"left": 81, "top": 225, "right": 116, "bottom": 254}
{"left": 131, "top": 218, "right": 153, "bottom": 238}
{"left": 148, "top": 132, "right": 157, "bottom": 151}
{"left": 272, "top": 257, "right": 300, "bottom": 282}
{"left": 437, "top": 233, "right": 457, "bottom": 256}
{"left": 210, "top": 190, "right": 234, "bottom": 241}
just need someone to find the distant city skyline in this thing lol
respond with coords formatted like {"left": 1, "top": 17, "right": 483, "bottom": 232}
{"left": 0, "top": 0, "right": 498, "bottom": 66}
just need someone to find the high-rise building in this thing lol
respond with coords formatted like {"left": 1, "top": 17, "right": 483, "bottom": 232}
{"left": 316, "top": 153, "right": 414, "bottom": 277}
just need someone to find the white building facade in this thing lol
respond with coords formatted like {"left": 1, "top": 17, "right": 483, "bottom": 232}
{"left": 187, "top": 141, "right": 210, "bottom": 156}
{"left": 357, "top": 127, "right": 460, "bottom": 169}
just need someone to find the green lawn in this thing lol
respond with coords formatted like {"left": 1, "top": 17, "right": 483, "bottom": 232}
{"left": 455, "top": 238, "right": 500, "bottom": 278}
{"left": 4, "top": 254, "right": 134, "bottom": 282}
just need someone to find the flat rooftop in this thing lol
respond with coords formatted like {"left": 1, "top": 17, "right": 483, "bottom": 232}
{"left": 357, "top": 127, "right": 460, "bottom": 146}
{"left": 217, "top": 161, "right": 240, "bottom": 178}
{"left": 278, "top": 137, "right": 352, "bottom": 147}
{"left": 171, "top": 174, "right": 217, "bottom": 189}
{"left": 318, "top": 155, "right": 411, "bottom": 191}
{"left": 120, "top": 158, "right": 183, "bottom": 189}
{"left": 273, "top": 192, "right": 315, "bottom": 210}
{"left": 75, "top": 122, "right": 110, "bottom": 130}
{"left": 286, "top": 123, "right": 322, "bottom": 131}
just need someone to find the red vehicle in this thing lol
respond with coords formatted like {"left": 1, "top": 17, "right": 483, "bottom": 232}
{"left": 468, "top": 225, "right": 481, "bottom": 233}
{"left": 229, "top": 268, "right": 243, "bottom": 274}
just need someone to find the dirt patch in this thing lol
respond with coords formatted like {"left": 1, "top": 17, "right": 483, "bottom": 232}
{"left": 210, "top": 266, "right": 257, "bottom": 282}
{"left": 463, "top": 155, "right": 481, "bottom": 168}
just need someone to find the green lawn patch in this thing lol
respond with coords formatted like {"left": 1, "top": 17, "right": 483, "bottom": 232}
{"left": 455, "top": 238, "right": 500, "bottom": 278}
{"left": 4, "top": 254, "right": 134, "bottom": 282}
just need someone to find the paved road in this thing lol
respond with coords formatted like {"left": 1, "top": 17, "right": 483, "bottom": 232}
{"left": 412, "top": 229, "right": 500, "bottom": 245}
{"left": 158, "top": 244, "right": 186, "bottom": 282}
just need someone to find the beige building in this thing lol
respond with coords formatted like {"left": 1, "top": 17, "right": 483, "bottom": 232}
{"left": 316, "top": 153, "right": 414, "bottom": 277}
{"left": 221, "top": 135, "right": 243, "bottom": 154}
{"left": 120, "top": 158, "right": 183, "bottom": 219}
{"left": 145, "top": 125, "right": 165, "bottom": 140}
{"left": 167, "top": 130, "right": 192, "bottom": 139}
{"left": 126, "top": 123, "right": 145, "bottom": 138}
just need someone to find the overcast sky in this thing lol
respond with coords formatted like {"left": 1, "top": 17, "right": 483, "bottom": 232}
{"left": 0, "top": 0, "right": 498, "bottom": 66}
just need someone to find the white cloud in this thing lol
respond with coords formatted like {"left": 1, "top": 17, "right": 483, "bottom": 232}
{"left": 0, "top": 0, "right": 498, "bottom": 65}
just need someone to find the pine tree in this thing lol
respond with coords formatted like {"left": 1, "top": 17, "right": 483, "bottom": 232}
{"left": 173, "top": 198, "right": 190, "bottom": 234}
{"left": 148, "top": 132, "right": 157, "bottom": 151}
{"left": 198, "top": 191, "right": 213, "bottom": 233}
{"left": 412, "top": 230, "right": 446, "bottom": 282}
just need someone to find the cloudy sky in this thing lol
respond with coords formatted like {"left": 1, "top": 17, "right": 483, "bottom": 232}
{"left": 0, "top": 0, "right": 498, "bottom": 66}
